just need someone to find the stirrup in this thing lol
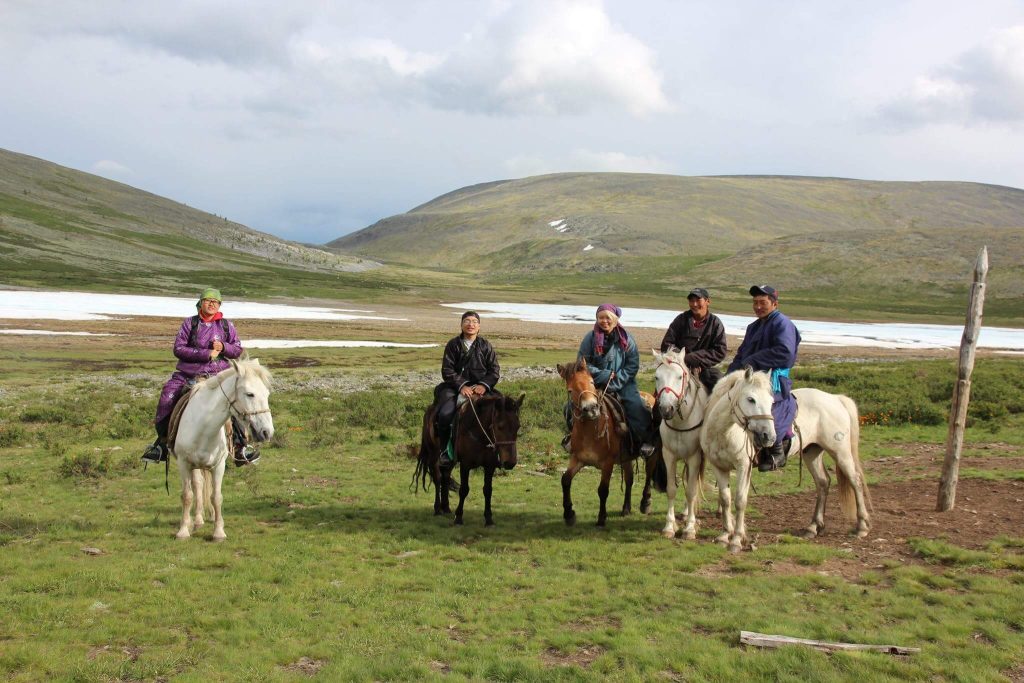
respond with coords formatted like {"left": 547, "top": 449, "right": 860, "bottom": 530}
{"left": 141, "top": 442, "right": 166, "bottom": 464}
{"left": 560, "top": 433, "right": 571, "bottom": 453}
{"left": 234, "top": 444, "right": 260, "bottom": 467}
{"left": 639, "top": 442, "right": 657, "bottom": 459}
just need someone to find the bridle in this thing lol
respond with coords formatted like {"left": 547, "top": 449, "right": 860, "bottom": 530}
{"left": 566, "top": 374, "right": 609, "bottom": 421}
{"left": 217, "top": 372, "right": 271, "bottom": 430}
{"left": 466, "top": 397, "right": 518, "bottom": 452}
{"left": 729, "top": 387, "right": 774, "bottom": 430}
{"left": 656, "top": 359, "right": 703, "bottom": 433}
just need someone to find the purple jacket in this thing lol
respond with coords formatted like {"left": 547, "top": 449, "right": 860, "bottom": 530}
{"left": 173, "top": 316, "right": 243, "bottom": 377}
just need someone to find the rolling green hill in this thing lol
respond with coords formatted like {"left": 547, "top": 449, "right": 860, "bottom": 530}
{"left": 330, "top": 173, "right": 1024, "bottom": 320}
{"left": 0, "top": 148, "right": 378, "bottom": 298}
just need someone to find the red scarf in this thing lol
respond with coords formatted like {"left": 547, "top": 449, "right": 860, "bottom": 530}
{"left": 199, "top": 311, "right": 224, "bottom": 323}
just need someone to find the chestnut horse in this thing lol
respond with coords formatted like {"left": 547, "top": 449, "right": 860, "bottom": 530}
{"left": 557, "top": 358, "right": 659, "bottom": 527}
{"left": 413, "top": 393, "right": 525, "bottom": 526}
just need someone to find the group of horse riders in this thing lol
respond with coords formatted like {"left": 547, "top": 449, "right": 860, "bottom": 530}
{"left": 142, "top": 285, "right": 801, "bottom": 474}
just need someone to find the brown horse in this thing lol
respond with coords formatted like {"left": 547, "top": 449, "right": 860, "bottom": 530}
{"left": 413, "top": 393, "right": 525, "bottom": 526}
{"left": 557, "top": 359, "right": 660, "bottom": 527}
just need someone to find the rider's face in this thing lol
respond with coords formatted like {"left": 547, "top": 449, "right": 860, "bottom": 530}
{"left": 752, "top": 295, "right": 777, "bottom": 320}
{"left": 595, "top": 311, "right": 616, "bottom": 333}
{"left": 688, "top": 296, "right": 709, "bottom": 320}
{"left": 200, "top": 298, "right": 221, "bottom": 316}
{"left": 461, "top": 316, "right": 480, "bottom": 338}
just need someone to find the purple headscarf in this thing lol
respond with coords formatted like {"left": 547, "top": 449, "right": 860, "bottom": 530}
{"left": 593, "top": 303, "right": 629, "bottom": 355}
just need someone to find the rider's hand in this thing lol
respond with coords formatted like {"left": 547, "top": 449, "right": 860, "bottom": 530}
{"left": 472, "top": 385, "right": 486, "bottom": 396}
{"left": 460, "top": 385, "right": 474, "bottom": 398}
{"left": 210, "top": 349, "right": 221, "bottom": 360}
{"left": 212, "top": 339, "right": 224, "bottom": 353}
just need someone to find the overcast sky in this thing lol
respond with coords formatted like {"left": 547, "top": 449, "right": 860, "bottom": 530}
{"left": 3, "top": 0, "right": 1024, "bottom": 244}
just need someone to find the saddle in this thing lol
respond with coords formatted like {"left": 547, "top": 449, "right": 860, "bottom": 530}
{"left": 166, "top": 380, "right": 232, "bottom": 453}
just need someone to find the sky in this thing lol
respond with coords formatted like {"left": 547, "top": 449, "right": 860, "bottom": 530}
{"left": 3, "top": 0, "right": 1024, "bottom": 245}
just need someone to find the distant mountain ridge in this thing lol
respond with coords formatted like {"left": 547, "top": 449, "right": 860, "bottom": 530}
{"left": 0, "top": 148, "right": 375, "bottom": 295}
{"left": 330, "top": 172, "right": 1024, "bottom": 310}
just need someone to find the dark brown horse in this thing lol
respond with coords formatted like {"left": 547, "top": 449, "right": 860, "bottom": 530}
{"left": 557, "top": 358, "right": 661, "bottom": 527}
{"left": 414, "top": 393, "right": 525, "bottom": 526}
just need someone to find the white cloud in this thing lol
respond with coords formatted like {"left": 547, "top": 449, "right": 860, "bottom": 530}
{"left": 878, "top": 24, "right": 1024, "bottom": 127}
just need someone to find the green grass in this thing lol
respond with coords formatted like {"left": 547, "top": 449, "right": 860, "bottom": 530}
{"left": 1, "top": 352, "right": 1023, "bottom": 680}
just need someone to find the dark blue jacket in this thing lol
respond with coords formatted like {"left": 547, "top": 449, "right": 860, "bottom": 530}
{"left": 728, "top": 310, "right": 800, "bottom": 374}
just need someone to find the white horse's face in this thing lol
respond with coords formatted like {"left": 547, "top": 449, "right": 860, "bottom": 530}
{"left": 234, "top": 369, "right": 274, "bottom": 442}
{"left": 653, "top": 349, "right": 689, "bottom": 419}
{"left": 733, "top": 369, "right": 776, "bottom": 448}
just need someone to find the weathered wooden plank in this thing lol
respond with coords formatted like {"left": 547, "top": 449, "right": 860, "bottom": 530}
{"left": 740, "top": 631, "right": 920, "bottom": 655}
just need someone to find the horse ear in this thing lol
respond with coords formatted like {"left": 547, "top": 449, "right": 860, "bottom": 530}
{"left": 652, "top": 348, "right": 662, "bottom": 363}
{"left": 556, "top": 363, "right": 567, "bottom": 379}
{"left": 515, "top": 392, "right": 525, "bottom": 409}
{"left": 744, "top": 365, "right": 754, "bottom": 380}
{"left": 229, "top": 358, "right": 240, "bottom": 373}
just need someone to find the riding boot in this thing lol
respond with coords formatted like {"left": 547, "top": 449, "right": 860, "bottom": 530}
{"left": 757, "top": 437, "right": 791, "bottom": 472}
{"left": 232, "top": 417, "right": 260, "bottom": 467}
{"left": 639, "top": 418, "right": 659, "bottom": 460}
{"left": 142, "top": 417, "right": 170, "bottom": 463}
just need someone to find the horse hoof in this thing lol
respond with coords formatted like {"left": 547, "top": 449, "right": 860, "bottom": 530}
{"left": 453, "top": 518, "right": 464, "bottom": 526}
{"left": 620, "top": 508, "right": 632, "bottom": 517}
{"left": 715, "top": 533, "right": 730, "bottom": 545}
{"left": 175, "top": 531, "right": 190, "bottom": 540}
{"left": 854, "top": 527, "right": 869, "bottom": 539}
{"left": 596, "top": 519, "right": 607, "bottom": 528}
{"left": 728, "top": 543, "right": 742, "bottom": 554}
{"left": 485, "top": 519, "right": 495, "bottom": 527}
{"left": 212, "top": 534, "right": 226, "bottom": 543}
{"left": 684, "top": 530, "right": 697, "bottom": 541}
{"left": 640, "top": 501, "right": 652, "bottom": 515}
{"left": 801, "top": 527, "right": 819, "bottom": 539}
{"left": 564, "top": 512, "right": 576, "bottom": 527}
{"left": 662, "top": 529, "right": 676, "bottom": 540}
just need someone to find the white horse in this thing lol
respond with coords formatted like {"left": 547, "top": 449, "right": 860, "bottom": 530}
{"left": 699, "top": 368, "right": 777, "bottom": 552}
{"left": 700, "top": 368, "right": 872, "bottom": 552}
{"left": 171, "top": 358, "right": 274, "bottom": 541}
{"left": 652, "top": 348, "right": 710, "bottom": 540}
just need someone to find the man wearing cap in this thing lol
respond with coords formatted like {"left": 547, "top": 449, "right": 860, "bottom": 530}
{"left": 434, "top": 311, "right": 501, "bottom": 467}
{"left": 141, "top": 288, "right": 256, "bottom": 466}
{"left": 728, "top": 285, "right": 801, "bottom": 471}
{"left": 659, "top": 287, "right": 728, "bottom": 392}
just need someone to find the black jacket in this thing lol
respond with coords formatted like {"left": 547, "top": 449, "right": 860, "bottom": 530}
{"left": 440, "top": 336, "right": 500, "bottom": 391}
{"left": 659, "top": 311, "right": 728, "bottom": 371}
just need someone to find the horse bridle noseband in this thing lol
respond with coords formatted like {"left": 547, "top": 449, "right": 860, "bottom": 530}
{"left": 728, "top": 387, "right": 774, "bottom": 430}
{"left": 656, "top": 360, "right": 704, "bottom": 433}
{"left": 217, "top": 373, "right": 270, "bottom": 428}
{"left": 466, "top": 397, "right": 517, "bottom": 451}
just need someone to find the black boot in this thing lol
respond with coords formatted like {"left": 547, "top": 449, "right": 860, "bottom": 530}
{"left": 758, "top": 438, "right": 791, "bottom": 472}
{"left": 232, "top": 417, "right": 260, "bottom": 466}
{"left": 142, "top": 417, "right": 170, "bottom": 464}
{"left": 560, "top": 433, "right": 572, "bottom": 453}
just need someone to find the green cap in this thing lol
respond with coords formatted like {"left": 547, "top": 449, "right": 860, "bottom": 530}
{"left": 196, "top": 288, "right": 222, "bottom": 309}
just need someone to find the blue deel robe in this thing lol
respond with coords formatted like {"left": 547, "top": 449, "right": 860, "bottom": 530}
{"left": 575, "top": 328, "right": 651, "bottom": 443}
{"left": 727, "top": 310, "right": 802, "bottom": 444}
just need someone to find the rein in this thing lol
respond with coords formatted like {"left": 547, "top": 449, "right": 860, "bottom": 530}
{"left": 466, "top": 397, "right": 517, "bottom": 451}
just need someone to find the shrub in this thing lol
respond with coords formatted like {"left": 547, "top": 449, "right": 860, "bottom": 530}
{"left": 0, "top": 423, "right": 27, "bottom": 447}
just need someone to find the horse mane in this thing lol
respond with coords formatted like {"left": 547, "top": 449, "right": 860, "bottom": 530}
{"left": 206, "top": 359, "right": 273, "bottom": 391}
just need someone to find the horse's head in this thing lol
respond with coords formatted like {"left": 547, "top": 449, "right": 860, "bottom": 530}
{"left": 557, "top": 359, "right": 599, "bottom": 421}
{"left": 229, "top": 358, "right": 275, "bottom": 442}
{"left": 653, "top": 348, "right": 690, "bottom": 420}
{"left": 729, "top": 367, "right": 776, "bottom": 448}
{"left": 490, "top": 393, "right": 525, "bottom": 470}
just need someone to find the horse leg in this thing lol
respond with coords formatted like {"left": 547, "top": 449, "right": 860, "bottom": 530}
{"left": 662, "top": 451, "right": 679, "bottom": 538}
{"left": 561, "top": 458, "right": 584, "bottom": 526}
{"left": 712, "top": 465, "right": 733, "bottom": 546}
{"left": 681, "top": 453, "right": 702, "bottom": 541}
{"left": 192, "top": 468, "right": 205, "bottom": 529}
{"left": 620, "top": 459, "right": 635, "bottom": 516}
{"left": 834, "top": 447, "right": 871, "bottom": 538}
{"left": 211, "top": 463, "right": 226, "bottom": 541}
{"left": 802, "top": 446, "right": 829, "bottom": 538}
{"left": 483, "top": 465, "right": 495, "bottom": 526}
{"left": 731, "top": 462, "right": 750, "bottom": 553}
{"left": 453, "top": 464, "right": 470, "bottom": 526}
{"left": 639, "top": 453, "right": 655, "bottom": 515}
{"left": 597, "top": 458, "right": 615, "bottom": 527}
{"left": 175, "top": 461, "right": 194, "bottom": 540}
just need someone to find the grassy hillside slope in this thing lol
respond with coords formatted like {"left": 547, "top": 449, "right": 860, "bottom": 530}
{"left": 0, "top": 148, "right": 379, "bottom": 297}
{"left": 331, "top": 173, "right": 1024, "bottom": 321}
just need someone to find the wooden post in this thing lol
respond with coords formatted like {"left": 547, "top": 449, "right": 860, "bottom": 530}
{"left": 937, "top": 246, "right": 988, "bottom": 512}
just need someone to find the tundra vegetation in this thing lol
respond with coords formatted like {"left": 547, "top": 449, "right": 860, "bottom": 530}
{"left": 1, "top": 335, "right": 1022, "bottom": 681}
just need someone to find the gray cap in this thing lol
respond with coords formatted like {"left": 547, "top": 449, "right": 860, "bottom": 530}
{"left": 687, "top": 287, "right": 710, "bottom": 300}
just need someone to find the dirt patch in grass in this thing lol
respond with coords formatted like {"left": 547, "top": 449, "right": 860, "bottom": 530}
{"left": 281, "top": 656, "right": 326, "bottom": 676}
{"left": 749, "top": 455, "right": 1024, "bottom": 570}
{"left": 540, "top": 645, "right": 605, "bottom": 668}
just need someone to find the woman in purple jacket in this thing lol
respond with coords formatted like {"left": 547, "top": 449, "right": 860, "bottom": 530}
{"left": 141, "top": 288, "right": 257, "bottom": 466}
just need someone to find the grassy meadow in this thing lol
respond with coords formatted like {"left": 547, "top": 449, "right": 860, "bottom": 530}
{"left": 1, "top": 332, "right": 1023, "bottom": 681}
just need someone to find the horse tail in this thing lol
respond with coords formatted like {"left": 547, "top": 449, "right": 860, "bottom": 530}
{"left": 836, "top": 395, "right": 872, "bottom": 522}
{"left": 411, "top": 409, "right": 434, "bottom": 493}
{"left": 202, "top": 469, "right": 214, "bottom": 519}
